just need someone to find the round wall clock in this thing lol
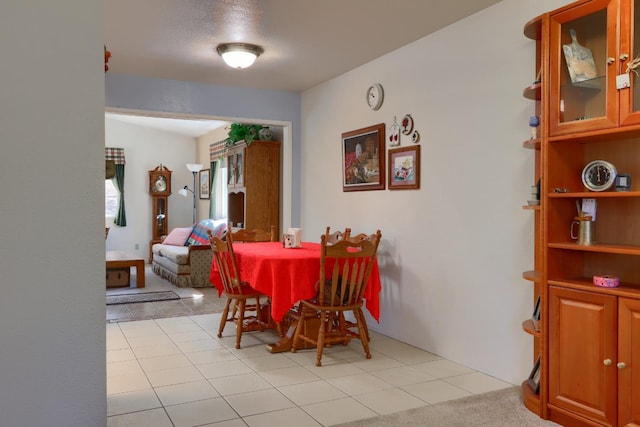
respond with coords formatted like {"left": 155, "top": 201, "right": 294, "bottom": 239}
{"left": 366, "top": 83, "right": 384, "bottom": 110}
{"left": 582, "top": 160, "right": 617, "bottom": 191}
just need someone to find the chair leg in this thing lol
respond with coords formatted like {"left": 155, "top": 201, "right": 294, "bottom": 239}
{"left": 356, "top": 308, "right": 370, "bottom": 342}
{"left": 354, "top": 309, "right": 371, "bottom": 359}
{"left": 315, "top": 311, "right": 327, "bottom": 367}
{"left": 235, "top": 299, "right": 246, "bottom": 349}
{"left": 218, "top": 298, "right": 232, "bottom": 338}
{"left": 290, "top": 310, "right": 306, "bottom": 353}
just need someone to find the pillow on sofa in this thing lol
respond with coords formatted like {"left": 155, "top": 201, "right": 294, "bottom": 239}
{"left": 187, "top": 218, "right": 227, "bottom": 245}
{"left": 162, "top": 227, "right": 194, "bottom": 246}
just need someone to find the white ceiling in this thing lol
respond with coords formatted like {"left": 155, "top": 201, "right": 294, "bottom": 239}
{"left": 105, "top": 0, "right": 502, "bottom": 135}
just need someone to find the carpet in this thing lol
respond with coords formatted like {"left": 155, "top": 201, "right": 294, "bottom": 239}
{"left": 335, "top": 386, "right": 559, "bottom": 427}
{"left": 106, "top": 291, "right": 180, "bottom": 305}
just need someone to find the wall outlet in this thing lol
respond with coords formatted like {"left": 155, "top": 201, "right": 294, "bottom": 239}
{"left": 134, "top": 243, "right": 139, "bottom": 250}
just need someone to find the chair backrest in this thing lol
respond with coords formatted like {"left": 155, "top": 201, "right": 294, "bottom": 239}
{"left": 231, "top": 225, "right": 277, "bottom": 242}
{"left": 345, "top": 232, "right": 372, "bottom": 243}
{"left": 318, "top": 230, "right": 381, "bottom": 307}
{"left": 209, "top": 229, "right": 243, "bottom": 294}
{"left": 324, "top": 226, "right": 352, "bottom": 245}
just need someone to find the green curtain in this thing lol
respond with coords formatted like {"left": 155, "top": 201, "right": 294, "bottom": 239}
{"left": 113, "top": 164, "right": 127, "bottom": 226}
{"left": 209, "top": 161, "right": 217, "bottom": 219}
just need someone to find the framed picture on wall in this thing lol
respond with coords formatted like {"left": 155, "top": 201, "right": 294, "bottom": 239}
{"left": 342, "top": 123, "right": 385, "bottom": 192}
{"left": 388, "top": 145, "right": 420, "bottom": 190}
{"left": 199, "top": 169, "right": 210, "bottom": 199}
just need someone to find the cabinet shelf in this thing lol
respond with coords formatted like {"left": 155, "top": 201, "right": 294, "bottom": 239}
{"left": 548, "top": 277, "right": 640, "bottom": 299}
{"left": 548, "top": 191, "right": 640, "bottom": 199}
{"left": 522, "top": 270, "right": 541, "bottom": 282}
{"left": 522, "top": 138, "right": 541, "bottom": 149}
{"left": 521, "top": 380, "right": 541, "bottom": 415}
{"left": 523, "top": 16, "right": 542, "bottom": 40}
{"left": 548, "top": 241, "right": 640, "bottom": 255}
{"left": 522, "top": 319, "right": 541, "bottom": 337}
{"left": 523, "top": 83, "right": 541, "bottom": 100}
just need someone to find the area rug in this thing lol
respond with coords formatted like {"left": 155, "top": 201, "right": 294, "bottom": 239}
{"left": 106, "top": 291, "right": 180, "bottom": 305}
{"left": 335, "top": 386, "right": 559, "bottom": 427}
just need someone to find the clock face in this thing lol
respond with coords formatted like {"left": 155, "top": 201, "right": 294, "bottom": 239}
{"left": 154, "top": 176, "right": 167, "bottom": 192}
{"left": 366, "top": 84, "right": 384, "bottom": 110}
{"left": 582, "top": 160, "right": 617, "bottom": 191}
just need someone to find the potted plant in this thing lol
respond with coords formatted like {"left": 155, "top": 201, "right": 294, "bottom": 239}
{"left": 224, "top": 123, "right": 262, "bottom": 146}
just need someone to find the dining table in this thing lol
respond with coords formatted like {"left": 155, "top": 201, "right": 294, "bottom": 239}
{"left": 209, "top": 241, "right": 381, "bottom": 352}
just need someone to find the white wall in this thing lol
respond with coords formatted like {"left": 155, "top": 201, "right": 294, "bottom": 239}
{"left": 105, "top": 118, "right": 198, "bottom": 259}
{"left": 0, "top": 1, "right": 105, "bottom": 425}
{"left": 300, "top": 0, "right": 570, "bottom": 385}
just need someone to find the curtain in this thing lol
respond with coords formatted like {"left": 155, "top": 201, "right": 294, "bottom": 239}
{"left": 106, "top": 148, "right": 126, "bottom": 226}
{"left": 209, "top": 161, "right": 217, "bottom": 219}
{"left": 209, "top": 140, "right": 225, "bottom": 219}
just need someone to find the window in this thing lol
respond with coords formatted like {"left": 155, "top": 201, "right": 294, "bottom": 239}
{"left": 105, "top": 179, "right": 119, "bottom": 219}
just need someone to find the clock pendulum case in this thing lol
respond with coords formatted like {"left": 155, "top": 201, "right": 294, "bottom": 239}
{"left": 148, "top": 164, "right": 172, "bottom": 262}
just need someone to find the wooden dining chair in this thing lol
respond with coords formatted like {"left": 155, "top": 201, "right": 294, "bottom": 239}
{"left": 231, "top": 225, "right": 277, "bottom": 242}
{"left": 209, "top": 229, "right": 270, "bottom": 349}
{"left": 324, "top": 226, "right": 351, "bottom": 244}
{"left": 291, "top": 230, "right": 382, "bottom": 366}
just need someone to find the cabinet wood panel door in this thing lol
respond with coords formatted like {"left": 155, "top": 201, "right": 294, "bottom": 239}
{"left": 618, "top": 297, "right": 640, "bottom": 427}
{"left": 548, "top": 286, "right": 617, "bottom": 426}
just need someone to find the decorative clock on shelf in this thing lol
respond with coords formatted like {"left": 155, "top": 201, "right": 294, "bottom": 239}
{"left": 148, "top": 165, "right": 172, "bottom": 262}
{"left": 581, "top": 160, "right": 617, "bottom": 192}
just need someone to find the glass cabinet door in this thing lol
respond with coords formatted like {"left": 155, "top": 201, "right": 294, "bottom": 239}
{"left": 619, "top": 0, "right": 640, "bottom": 125}
{"left": 549, "top": 0, "right": 618, "bottom": 135}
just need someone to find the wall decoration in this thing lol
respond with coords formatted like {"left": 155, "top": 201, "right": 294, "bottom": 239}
{"left": 342, "top": 123, "right": 385, "bottom": 192}
{"left": 199, "top": 169, "right": 210, "bottom": 199}
{"left": 388, "top": 116, "right": 400, "bottom": 146}
{"left": 366, "top": 83, "right": 384, "bottom": 110}
{"left": 388, "top": 145, "right": 420, "bottom": 190}
{"left": 401, "top": 114, "right": 414, "bottom": 135}
{"left": 411, "top": 130, "right": 420, "bottom": 144}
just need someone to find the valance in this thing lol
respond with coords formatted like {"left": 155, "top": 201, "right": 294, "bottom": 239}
{"left": 209, "top": 141, "right": 225, "bottom": 162}
{"left": 105, "top": 147, "right": 125, "bottom": 164}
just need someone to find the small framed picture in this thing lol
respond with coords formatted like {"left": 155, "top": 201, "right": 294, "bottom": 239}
{"left": 388, "top": 145, "right": 420, "bottom": 190}
{"left": 199, "top": 169, "right": 210, "bottom": 200}
{"left": 531, "top": 295, "right": 541, "bottom": 332}
{"left": 527, "top": 356, "right": 541, "bottom": 395}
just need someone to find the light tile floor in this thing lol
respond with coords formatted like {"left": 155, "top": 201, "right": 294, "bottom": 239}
{"left": 107, "top": 312, "right": 513, "bottom": 427}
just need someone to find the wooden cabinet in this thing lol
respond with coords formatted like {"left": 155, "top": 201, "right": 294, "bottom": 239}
{"left": 226, "top": 140, "right": 280, "bottom": 236}
{"left": 520, "top": 14, "right": 545, "bottom": 416}
{"left": 549, "top": 0, "right": 640, "bottom": 136}
{"left": 548, "top": 287, "right": 640, "bottom": 427}
{"left": 523, "top": 2, "right": 640, "bottom": 425}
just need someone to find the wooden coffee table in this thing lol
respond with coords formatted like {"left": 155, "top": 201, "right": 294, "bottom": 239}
{"left": 106, "top": 251, "right": 145, "bottom": 288}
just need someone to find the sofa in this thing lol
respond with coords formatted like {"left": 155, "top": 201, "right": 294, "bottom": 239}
{"left": 151, "top": 218, "right": 227, "bottom": 288}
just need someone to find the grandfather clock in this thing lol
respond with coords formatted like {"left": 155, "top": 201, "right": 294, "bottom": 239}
{"left": 148, "top": 164, "right": 172, "bottom": 262}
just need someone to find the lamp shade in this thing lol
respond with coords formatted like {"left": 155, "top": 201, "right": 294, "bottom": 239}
{"left": 186, "top": 163, "right": 203, "bottom": 173}
{"left": 217, "top": 43, "right": 263, "bottom": 69}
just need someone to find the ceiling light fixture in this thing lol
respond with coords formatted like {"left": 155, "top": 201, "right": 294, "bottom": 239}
{"left": 216, "top": 43, "right": 264, "bottom": 69}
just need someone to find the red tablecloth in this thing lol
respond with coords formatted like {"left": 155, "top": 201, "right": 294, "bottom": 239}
{"left": 209, "top": 241, "right": 381, "bottom": 322}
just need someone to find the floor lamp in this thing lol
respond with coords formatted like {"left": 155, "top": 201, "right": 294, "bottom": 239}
{"left": 178, "top": 163, "right": 203, "bottom": 224}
